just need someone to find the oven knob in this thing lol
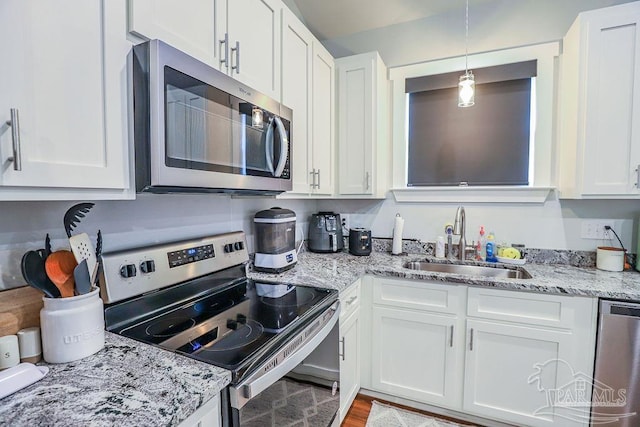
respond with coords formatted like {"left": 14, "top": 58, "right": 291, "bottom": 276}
{"left": 234, "top": 241, "right": 244, "bottom": 251}
{"left": 237, "top": 314, "right": 247, "bottom": 324}
{"left": 224, "top": 243, "right": 234, "bottom": 253}
{"left": 120, "top": 264, "right": 137, "bottom": 278}
{"left": 227, "top": 319, "right": 238, "bottom": 330}
{"left": 140, "top": 260, "right": 155, "bottom": 274}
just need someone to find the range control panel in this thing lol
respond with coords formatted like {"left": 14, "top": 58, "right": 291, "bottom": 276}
{"left": 168, "top": 244, "right": 215, "bottom": 268}
{"left": 100, "top": 231, "right": 249, "bottom": 304}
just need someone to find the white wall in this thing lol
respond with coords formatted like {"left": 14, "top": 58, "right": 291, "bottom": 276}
{"left": 318, "top": 196, "right": 638, "bottom": 252}
{"left": 317, "top": 0, "right": 639, "bottom": 254}
{"left": 0, "top": 195, "right": 317, "bottom": 290}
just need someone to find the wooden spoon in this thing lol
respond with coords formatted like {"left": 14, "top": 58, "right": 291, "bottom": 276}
{"left": 45, "top": 250, "right": 77, "bottom": 297}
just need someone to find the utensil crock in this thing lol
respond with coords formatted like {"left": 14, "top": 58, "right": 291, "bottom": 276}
{"left": 40, "top": 288, "right": 104, "bottom": 363}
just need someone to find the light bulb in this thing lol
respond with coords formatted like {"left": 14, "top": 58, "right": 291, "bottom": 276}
{"left": 458, "top": 71, "right": 475, "bottom": 107}
{"left": 252, "top": 107, "right": 264, "bottom": 128}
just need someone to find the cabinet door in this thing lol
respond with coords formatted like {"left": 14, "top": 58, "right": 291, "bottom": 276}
{"left": 227, "top": 0, "right": 281, "bottom": 99}
{"left": 464, "top": 319, "right": 590, "bottom": 427}
{"left": 281, "top": 9, "right": 313, "bottom": 193}
{"left": 339, "top": 309, "right": 360, "bottom": 422}
{"left": 128, "top": 0, "right": 225, "bottom": 69}
{"left": 337, "top": 56, "right": 374, "bottom": 195}
{"left": 581, "top": 6, "right": 640, "bottom": 195}
{"left": 371, "top": 306, "right": 462, "bottom": 408}
{"left": 0, "top": 0, "right": 129, "bottom": 192}
{"left": 312, "top": 42, "right": 335, "bottom": 196}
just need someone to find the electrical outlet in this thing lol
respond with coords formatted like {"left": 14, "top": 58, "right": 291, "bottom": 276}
{"left": 340, "top": 214, "right": 350, "bottom": 231}
{"left": 581, "top": 220, "right": 616, "bottom": 239}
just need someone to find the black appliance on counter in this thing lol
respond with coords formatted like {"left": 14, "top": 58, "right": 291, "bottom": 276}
{"left": 308, "top": 212, "right": 344, "bottom": 253}
{"left": 349, "top": 228, "right": 372, "bottom": 256}
{"left": 100, "top": 232, "right": 340, "bottom": 427}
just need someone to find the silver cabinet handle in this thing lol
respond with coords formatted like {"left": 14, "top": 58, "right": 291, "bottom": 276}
{"left": 5, "top": 108, "right": 22, "bottom": 171}
{"left": 316, "top": 169, "right": 321, "bottom": 189}
{"left": 635, "top": 165, "right": 640, "bottom": 188}
{"left": 219, "top": 33, "right": 229, "bottom": 71}
{"left": 310, "top": 168, "right": 316, "bottom": 189}
{"left": 365, "top": 171, "right": 370, "bottom": 190}
{"left": 469, "top": 328, "right": 474, "bottom": 351}
{"left": 449, "top": 325, "right": 454, "bottom": 348}
{"left": 339, "top": 337, "right": 345, "bottom": 361}
{"left": 231, "top": 41, "right": 240, "bottom": 74}
{"left": 346, "top": 296, "right": 357, "bottom": 306}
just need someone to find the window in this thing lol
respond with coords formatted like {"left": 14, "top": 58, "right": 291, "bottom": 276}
{"left": 405, "top": 61, "right": 536, "bottom": 187}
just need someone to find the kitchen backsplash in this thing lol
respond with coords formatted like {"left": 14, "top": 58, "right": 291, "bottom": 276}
{"left": 371, "top": 237, "right": 600, "bottom": 268}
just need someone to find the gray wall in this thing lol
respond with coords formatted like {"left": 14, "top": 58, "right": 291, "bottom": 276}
{"left": 321, "top": 0, "right": 636, "bottom": 67}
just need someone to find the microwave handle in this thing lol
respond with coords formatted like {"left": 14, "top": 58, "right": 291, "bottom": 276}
{"left": 272, "top": 116, "right": 289, "bottom": 177}
{"left": 264, "top": 117, "right": 275, "bottom": 175}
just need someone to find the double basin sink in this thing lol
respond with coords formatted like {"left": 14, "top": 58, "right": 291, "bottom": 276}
{"left": 404, "top": 260, "right": 532, "bottom": 280}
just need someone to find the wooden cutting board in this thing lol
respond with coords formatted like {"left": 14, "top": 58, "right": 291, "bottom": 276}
{"left": 0, "top": 286, "right": 43, "bottom": 336}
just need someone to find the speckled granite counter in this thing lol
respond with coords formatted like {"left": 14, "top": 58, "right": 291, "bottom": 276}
{"left": 0, "top": 332, "right": 231, "bottom": 427}
{"left": 248, "top": 251, "right": 640, "bottom": 301}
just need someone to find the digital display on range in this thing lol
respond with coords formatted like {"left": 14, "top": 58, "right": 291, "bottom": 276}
{"left": 167, "top": 244, "right": 215, "bottom": 268}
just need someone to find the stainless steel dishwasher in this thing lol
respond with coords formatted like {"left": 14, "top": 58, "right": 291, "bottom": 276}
{"left": 591, "top": 300, "right": 640, "bottom": 426}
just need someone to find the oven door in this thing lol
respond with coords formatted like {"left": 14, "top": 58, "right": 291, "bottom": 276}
{"left": 224, "top": 301, "right": 340, "bottom": 427}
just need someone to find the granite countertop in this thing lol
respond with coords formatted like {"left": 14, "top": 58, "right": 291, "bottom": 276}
{"left": 0, "top": 332, "right": 231, "bottom": 427}
{"left": 4, "top": 248, "right": 638, "bottom": 427}
{"left": 248, "top": 250, "right": 640, "bottom": 301}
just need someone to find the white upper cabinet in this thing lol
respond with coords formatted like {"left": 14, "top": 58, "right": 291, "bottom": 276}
{"left": 311, "top": 42, "right": 335, "bottom": 196}
{"left": 128, "top": 0, "right": 281, "bottom": 99}
{"left": 558, "top": 2, "right": 640, "bottom": 198}
{"left": 226, "top": 0, "right": 282, "bottom": 100}
{"left": 279, "top": 10, "right": 335, "bottom": 196}
{"left": 281, "top": 9, "right": 313, "bottom": 193}
{"left": 336, "top": 52, "right": 390, "bottom": 198}
{"left": 0, "top": 0, "right": 131, "bottom": 200}
{"left": 128, "top": 0, "right": 226, "bottom": 70}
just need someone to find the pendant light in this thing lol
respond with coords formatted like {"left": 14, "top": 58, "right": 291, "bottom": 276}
{"left": 458, "top": 0, "right": 475, "bottom": 107}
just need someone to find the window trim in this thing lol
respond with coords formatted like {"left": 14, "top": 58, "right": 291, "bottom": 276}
{"left": 389, "top": 42, "right": 559, "bottom": 203}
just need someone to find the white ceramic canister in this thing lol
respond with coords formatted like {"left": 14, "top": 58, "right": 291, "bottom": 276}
{"left": 596, "top": 246, "right": 625, "bottom": 272}
{"left": 40, "top": 288, "right": 105, "bottom": 363}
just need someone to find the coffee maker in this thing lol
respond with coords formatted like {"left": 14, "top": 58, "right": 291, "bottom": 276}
{"left": 308, "top": 212, "right": 344, "bottom": 253}
{"left": 253, "top": 207, "right": 297, "bottom": 273}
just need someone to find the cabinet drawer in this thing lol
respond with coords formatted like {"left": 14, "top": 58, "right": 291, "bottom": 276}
{"left": 340, "top": 280, "right": 361, "bottom": 319}
{"left": 373, "top": 277, "right": 465, "bottom": 314}
{"left": 467, "top": 287, "right": 595, "bottom": 329}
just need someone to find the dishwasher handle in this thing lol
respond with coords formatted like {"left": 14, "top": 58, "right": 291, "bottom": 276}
{"left": 601, "top": 300, "right": 640, "bottom": 317}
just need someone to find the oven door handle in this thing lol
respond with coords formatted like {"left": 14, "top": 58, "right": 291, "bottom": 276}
{"left": 229, "top": 301, "right": 340, "bottom": 410}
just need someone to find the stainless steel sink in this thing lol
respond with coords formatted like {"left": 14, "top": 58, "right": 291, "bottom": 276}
{"left": 403, "top": 261, "right": 532, "bottom": 279}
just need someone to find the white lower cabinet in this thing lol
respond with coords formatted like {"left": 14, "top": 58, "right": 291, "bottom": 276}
{"left": 463, "top": 319, "right": 588, "bottom": 426}
{"left": 371, "top": 306, "right": 463, "bottom": 409}
{"left": 339, "top": 280, "right": 361, "bottom": 422}
{"left": 366, "top": 277, "right": 598, "bottom": 427}
{"left": 178, "top": 394, "right": 220, "bottom": 427}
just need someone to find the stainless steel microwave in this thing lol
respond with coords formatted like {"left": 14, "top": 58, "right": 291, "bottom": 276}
{"left": 130, "top": 39, "right": 292, "bottom": 194}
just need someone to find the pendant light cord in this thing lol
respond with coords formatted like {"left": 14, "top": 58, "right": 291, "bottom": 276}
{"left": 465, "top": 0, "right": 469, "bottom": 72}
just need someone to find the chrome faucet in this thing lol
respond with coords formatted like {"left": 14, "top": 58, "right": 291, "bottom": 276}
{"left": 453, "top": 206, "right": 466, "bottom": 261}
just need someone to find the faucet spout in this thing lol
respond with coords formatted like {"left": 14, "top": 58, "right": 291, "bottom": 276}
{"left": 453, "top": 206, "right": 466, "bottom": 261}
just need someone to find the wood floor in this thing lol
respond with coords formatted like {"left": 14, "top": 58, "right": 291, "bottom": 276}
{"left": 341, "top": 394, "right": 477, "bottom": 427}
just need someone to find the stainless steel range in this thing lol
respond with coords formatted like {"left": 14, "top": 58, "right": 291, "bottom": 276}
{"left": 99, "top": 232, "right": 340, "bottom": 427}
